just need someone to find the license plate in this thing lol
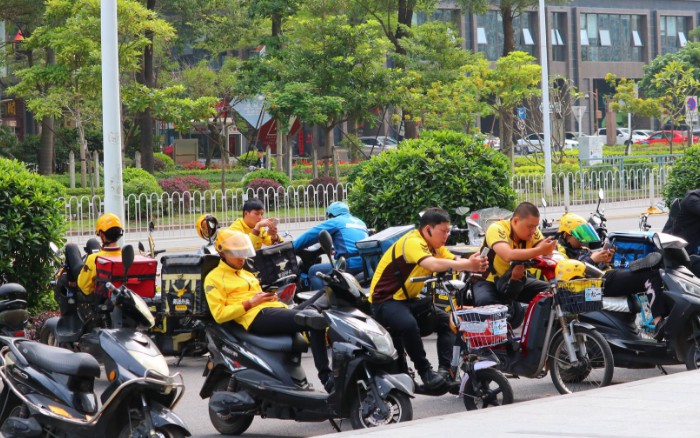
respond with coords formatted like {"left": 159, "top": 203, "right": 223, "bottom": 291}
{"left": 491, "top": 319, "right": 507, "bottom": 335}
{"left": 175, "top": 304, "right": 189, "bottom": 311}
{"left": 585, "top": 287, "right": 602, "bottom": 301}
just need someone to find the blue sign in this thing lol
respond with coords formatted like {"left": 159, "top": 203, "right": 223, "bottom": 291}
{"left": 517, "top": 107, "right": 527, "bottom": 120}
{"left": 687, "top": 96, "right": 697, "bottom": 112}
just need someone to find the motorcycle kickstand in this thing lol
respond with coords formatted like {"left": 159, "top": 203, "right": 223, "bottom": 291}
{"left": 657, "top": 365, "right": 668, "bottom": 375}
{"left": 328, "top": 418, "right": 342, "bottom": 432}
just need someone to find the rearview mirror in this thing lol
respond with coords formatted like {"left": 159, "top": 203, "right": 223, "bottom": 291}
{"left": 122, "top": 245, "right": 134, "bottom": 279}
{"left": 541, "top": 197, "right": 547, "bottom": 209}
{"left": 336, "top": 256, "right": 347, "bottom": 272}
{"left": 318, "top": 230, "right": 334, "bottom": 260}
{"left": 49, "top": 242, "right": 59, "bottom": 256}
{"left": 598, "top": 189, "right": 605, "bottom": 201}
{"left": 455, "top": 207, "right": 470, "bottom": 216}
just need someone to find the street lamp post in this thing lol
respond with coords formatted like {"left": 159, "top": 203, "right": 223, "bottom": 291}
{"left": 538, "top": 0, "right": 552, "bottom": 197}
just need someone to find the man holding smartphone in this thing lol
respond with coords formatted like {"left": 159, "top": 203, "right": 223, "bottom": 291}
{"left": 473, "top": 202, "right": 558, "bottom": 307}
{"left": 229, "top": 198, "right": 282, "bottom": 249}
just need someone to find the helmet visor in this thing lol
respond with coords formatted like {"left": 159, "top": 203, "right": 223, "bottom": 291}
{"left": 219, "top": 235, "right": 256, "bottom": 258}
{"left": 571, "top": 223, "right": 601, "bottom": 243}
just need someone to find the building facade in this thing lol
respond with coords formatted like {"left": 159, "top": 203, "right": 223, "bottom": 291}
{"left": 419, "top": 0, "right": 700, "bottom": 134}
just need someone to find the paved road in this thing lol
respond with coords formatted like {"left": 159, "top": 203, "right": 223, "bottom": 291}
{"left": 155, "top": 336, "right": 685, "bottom": 437}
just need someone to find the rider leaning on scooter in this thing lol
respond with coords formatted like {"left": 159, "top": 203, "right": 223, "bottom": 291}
{"left": 473, "top": 202, "right": 557, "bottom": 307}
{"left": 293, "top": 201, "right": 368, "bottom": 291}
{"left": 557, "top": 213, "right": 669, "bottom": 335}
{"left": 369, "top": 207, "right": 489, "bottom": 390}
{"left": 76, "top": 213, "right": 123, "bottom": 295}
{"left": 204, "top": 229, "right": 335, "bottom": 392}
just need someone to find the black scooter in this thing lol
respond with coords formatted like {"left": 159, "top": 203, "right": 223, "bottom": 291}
{"left": 0, "top": 245, "right": 189, "bottom": 437}
{"left": 579, "top": 232, "right": 700, "bottom": 371}
{"left": 199, "top": 230, "right": 414, "bottom": 434}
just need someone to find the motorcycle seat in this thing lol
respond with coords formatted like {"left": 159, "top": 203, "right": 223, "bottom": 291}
{"left": 223, "top": 323, "right": 309, "bottom": 353}
{"left": 17, "top": 341, "right": 101, "bottom": 378}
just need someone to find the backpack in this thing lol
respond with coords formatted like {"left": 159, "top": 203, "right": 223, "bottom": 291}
{"left": 608, "top": 231, "right": 657, "bottom": 270}
{"left": 662, "top": 198, "right": 682, "bottom": 234}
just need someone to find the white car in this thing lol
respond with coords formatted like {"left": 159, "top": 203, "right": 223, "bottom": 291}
{"left": 359, "top": 136, "right": 398, "bottom": 150}
{"left": 516, "top": 133, "right": 577, "bottom": 154}
{"left": 597, "top": 128, "right": 633, "bottom": 145}
{"left": 632, "top": 130, "right": 653, "bottom": 141}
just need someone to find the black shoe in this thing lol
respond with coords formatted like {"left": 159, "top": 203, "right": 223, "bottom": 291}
{"left": 419, "top": 368, "right": 446, "bottom": 390}
{"left": 630, "top": 252, "right": 662, "bottom": 272}
{"left": 294, "top": 309, "right": 327, "bottom": 330}
{"left": 437, "top": 366, "right": 453, "bottom": 382}
{"left": 653, "top": 317, "right": 668, "bottom": 341}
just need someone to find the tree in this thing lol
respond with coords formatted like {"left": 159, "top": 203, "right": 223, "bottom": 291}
{"left": 480, "top": 51, "right": 541, "bottom": 170}
{"left": 7, "top": 0, "right": 174, "bottom": 187}
{"left": 606, "top": 73, "right": 663, "bottom": 155}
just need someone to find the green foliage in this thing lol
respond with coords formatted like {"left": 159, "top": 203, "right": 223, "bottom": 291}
{"left": 663, "top": 146, "right": 700, "bottom": 205}
{"left": 153, "top": 152, "right": 176, "bottom": 172}
{"left": 241, "top": 169, "right": 290, "bottom": 188}
{"left": 0, "top": 158, "right": 66, "bottom": 312}
{"left": 347, "top": 130, "right": 516, "bottom": 229}
{"left": 122, "top": 168, "right": 163, "bottom": 218}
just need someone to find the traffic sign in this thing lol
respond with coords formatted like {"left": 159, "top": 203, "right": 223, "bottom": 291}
{"left": 517, "top": 107, "right": 527, "bottom": 120}
{"left": 516, "top": 119, "right": 526, "bottom": 131}
{"left": 687, "top": 96, "right": 697, "bottom": 113}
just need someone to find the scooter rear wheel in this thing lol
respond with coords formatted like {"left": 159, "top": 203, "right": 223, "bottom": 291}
{"left": 684, "top": 343, "right": 700, "bottom": 370}
{"left": 462, "top": 368, "right": 513, "bottom": 411}
{"left": 349, "top": 389, "right": 412, "bottom": 429}
{"left": 208, "top": 377, "right": 254, "bottom": 435}
{"left": 548, "top": 326, "right": 614, "bottom": 394}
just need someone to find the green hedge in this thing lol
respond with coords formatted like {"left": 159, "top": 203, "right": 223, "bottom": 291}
{"left": 348, "top": 130, "right": 516, "bottom": 229}
{"left": 663, "top": 146, "right": 700, "bottom": 205}
{"left": 0, "top": 159, "right": 66, "bottom": 312}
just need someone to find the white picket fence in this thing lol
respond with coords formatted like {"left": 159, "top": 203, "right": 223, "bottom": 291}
{"left": 61, "top": 167, "right": 668, "bottom": 240}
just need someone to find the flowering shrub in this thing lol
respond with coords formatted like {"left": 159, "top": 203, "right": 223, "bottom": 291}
{"left": 26, "top": 310, "right": 60, "bottom": 341}
{"left": 307, "top": 177, "right": 343, "bottom": 206}
{"left": 180, "top": 175, "right": 210, "bottom": 191}
{"left": 159, "top": 178, "right": 190, "bottom": 195}
{"left": 183, "top": 161, "right": 205, "bottom": 170}
{"left": 246, "top": 178, "right": 285, "bottom": 196}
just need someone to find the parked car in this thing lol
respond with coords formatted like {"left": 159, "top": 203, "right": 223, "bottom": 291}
{"left": 516, "top": 132, "right": 577, "bottom": 154}
{"left": 359, "top": 136, "right": 398, "bottom": 150}
{"left": 596, "top": 128, "right": 631, "bottom": 145}
{"left": 634, "top": 130, "right": 699, "bottom": 145}
{"left": 632, "top": 129, "right": 654, "bottom": 140}
{"left": 565, "top": 131, "right": 586, "bottom": 141}
{"left": 483, "top": 134, "right": 501, "bottom": 150}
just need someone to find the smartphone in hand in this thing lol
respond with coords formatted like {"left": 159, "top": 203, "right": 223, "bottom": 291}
{"left": 480, "top": 247, "right": 490, "bottom": 258}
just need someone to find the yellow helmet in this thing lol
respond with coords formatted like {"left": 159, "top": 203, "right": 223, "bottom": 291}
{"left": 215, "top": 229, "right": 255, "bottom": 258}
{"left": 555, "top": 259, "right": 587, "bottom": 282}
{"left": 96, "top": 213, "right": 123, "bottom": 234}
{"left": 196, "top": 214, "right": 219, "bottom": 241}
{"left": 558, "top": 213, "right": 586, "bottom": 235}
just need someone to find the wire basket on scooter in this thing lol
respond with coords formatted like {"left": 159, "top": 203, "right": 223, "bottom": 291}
{"left": 454, "top": 305, "right": 509, "bottom": 348}
{"left": 555, "top": 278, "right": 604, "bottom": 314}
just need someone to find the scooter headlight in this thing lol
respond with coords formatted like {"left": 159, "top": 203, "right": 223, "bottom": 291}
{"left": 677, "top": 277, "right": 700, "bottom": 298}
{"left": 128, "top": 350, "right": 171, "bottom": 377}
{"left": 366, "top": 330, "right": 396, "bottom": 358}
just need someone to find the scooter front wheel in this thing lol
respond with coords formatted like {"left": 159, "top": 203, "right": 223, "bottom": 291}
{"left": 462, "top": 368, "right": 513, "bottom": 411}
{"left": 684, "top": 343, "right": 700, "bottom": 370}
{"left": 349, "top": 389, "right": 412, "bottom": 429}
{"left": 548, "top": 326, "right": 614, "bottom": 394}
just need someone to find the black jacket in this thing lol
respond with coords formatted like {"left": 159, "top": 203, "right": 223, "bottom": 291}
{"left": 663, "top": 189, "right": 700, "bottom": 255}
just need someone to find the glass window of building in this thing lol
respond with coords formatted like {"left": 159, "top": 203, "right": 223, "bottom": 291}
{"left": 580, "top": 13, "right": 644, "bottom": 62}
{"left": 513, "top": 12, "right": 536, "bottom": 55}
{"left": 551, "top": 12, "right": 566, "bottom": 62}
{"left": 415, "top": 8, "right": 462, "bottom": 36}
{"left": 660, "top": 16, "right": 689, "bottom": 55}
{"left": 476, "top": 11, "right": 503, "bottom": 61}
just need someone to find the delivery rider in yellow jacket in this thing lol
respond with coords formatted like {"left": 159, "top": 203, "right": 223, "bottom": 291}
{"left": 228, "top": 198, "right": 282, "bottom": 250}
{"left": 203, "top": 229, "right": 334, "bottom": 391}
{"left": 77, "top": 213, "right": 123, "bottom": 295}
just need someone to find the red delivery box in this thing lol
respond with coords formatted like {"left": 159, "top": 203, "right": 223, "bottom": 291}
{"left": 95, "top": 255, "right": 157, "bottom": 298}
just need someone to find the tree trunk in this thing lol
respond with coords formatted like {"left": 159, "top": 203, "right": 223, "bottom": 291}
{"left": 324, "top": 126, "right": 334, "bottom": 177}
{"left": 138, "top": 0, "right": 156, "bottom": 173}
{"left": 276, "top": 121, "right": 284, "bottom": 172}
{"left": 501, "top": 6, "right": 515, "bottom": 56}
{"left": 397, "top": 0, "right": 418, "bottom": 139}
{"left": 501, "top": 110, "right": 515, "bottom": 173}
{"left": 38, "top": 47, "right": 55, "bottom": 175}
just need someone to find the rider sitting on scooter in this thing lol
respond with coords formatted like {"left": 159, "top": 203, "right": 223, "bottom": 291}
{"left": 229, "top": 198, "right": 282, "bottom": 250}
{"left": 204, "top": 229, "right": 334, "bottom": 392}
{"left": 293, "top": 202, "right": 368, "bottom": 291}
{"left": 77, "top": 213, "right": 123, "bottom": 295}
{"left": 473, "top": 202, "right": 557, "bottom": 307}
{"left": 369, "top": 208, "right": 489, "bottom": 390}
{"left": 557, "top": 213, "right": 669, "bottom": 336}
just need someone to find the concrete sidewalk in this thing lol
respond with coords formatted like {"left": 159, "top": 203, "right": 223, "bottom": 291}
{"left": 319, "top": 370, "right": 700, "bottom": 437}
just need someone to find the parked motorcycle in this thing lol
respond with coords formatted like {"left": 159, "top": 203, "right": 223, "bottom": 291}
{"left": 479, "top": 257, "right": 614, "bottom": 394}
{"left": 199, "top": 230, "right": 414, "bottom": 434}
{"left": 404, "top": 272, "right": 514, "bottom": 410}
{"left": 0, "top": 245, "right": 190, "bottom": 437}
{"left": 579, "top": 232, "right": 700, "bottom": 371}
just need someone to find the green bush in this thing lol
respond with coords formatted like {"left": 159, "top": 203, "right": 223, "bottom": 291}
{"left": 347, "top": 130, "right": 516, "bottom": 229}
{"left": 123, "top": 168, "right": 163, "bottom": 219}
{"left": 0, "top": 159, "right": 66, "bottom": 312}
{"left": 238, "top": 150, "right": 277, "bottom": 169}
{"left": 153, "top": 152, "right": 176, "bottom": 172}
{"left": 242, "top": 169, "right": 290, "bottom": 188}
{"left": 663, "top": 146, "right": 700, "bottom": 205}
